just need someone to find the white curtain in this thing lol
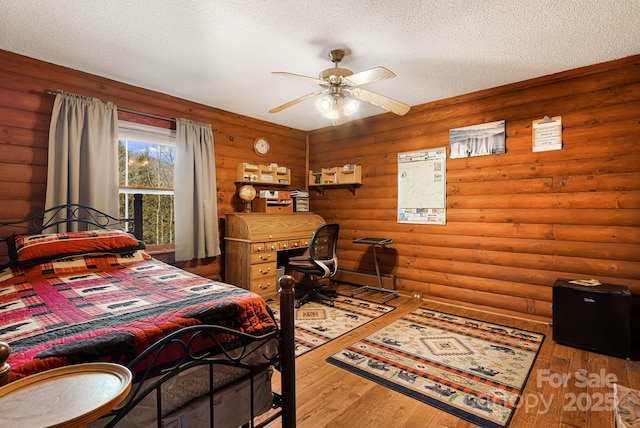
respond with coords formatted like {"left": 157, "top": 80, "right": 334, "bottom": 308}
{"left": 174, "top": 118, "right": 220, "bottom": 261}
{"left": 45, "top": 91, "right": 119, "bottom": 227}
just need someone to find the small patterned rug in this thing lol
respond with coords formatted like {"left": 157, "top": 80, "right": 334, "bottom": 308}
{"left": 268, "top": 294, "right": 395, "bottom": 357}
{"left": 327, "top": 307, "right": 544, "bottom": 428}
{"left": 614, "top": 383, "right": 640, "bottom": 427}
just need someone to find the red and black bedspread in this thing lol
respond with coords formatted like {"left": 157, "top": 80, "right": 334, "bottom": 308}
{"left": 0, "top": 250, "right": 276, "bottom": 382}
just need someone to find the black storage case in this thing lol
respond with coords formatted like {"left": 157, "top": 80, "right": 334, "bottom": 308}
{"left": 552, "top": 278, "right": 631, "bottom": 359}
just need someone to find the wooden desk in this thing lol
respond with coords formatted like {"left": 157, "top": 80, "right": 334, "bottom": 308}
{"left": 225, "top": 212, "right": 325, "bottom": 297}
{"left": 0, "top": 362, "right": 131, "bottom": 427}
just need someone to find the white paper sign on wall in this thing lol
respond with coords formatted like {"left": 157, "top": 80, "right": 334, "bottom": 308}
{"left": 532, "top": 116, "right": 562, "bottom": 152}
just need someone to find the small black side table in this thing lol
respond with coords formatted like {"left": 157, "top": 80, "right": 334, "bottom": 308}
{"left": 552, "top": 278, "right": 631, "bottom": 359}
{"left": 350, "top": 237, "right": 398, "bottom": 303}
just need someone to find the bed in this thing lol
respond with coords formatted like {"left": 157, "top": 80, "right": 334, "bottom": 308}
{"left": 0, "top": 204, "right": 296, "bottom": 427}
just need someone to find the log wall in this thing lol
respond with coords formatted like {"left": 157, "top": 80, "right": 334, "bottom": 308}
{"left": 309, "top": 55, "right": 640, "bottom": 322}
{"left": 1, "top": 48, "right": 638, "bottom": 322}
{"left": 0, "top": 50, "right": 307, "bottom": 277}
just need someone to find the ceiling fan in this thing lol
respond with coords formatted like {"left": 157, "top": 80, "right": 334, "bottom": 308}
{"left": 269, "top": 49, "right": 410, "bottom": 126}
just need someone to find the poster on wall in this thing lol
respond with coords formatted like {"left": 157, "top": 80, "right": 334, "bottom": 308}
{"left": 397, "top": 147, "right": 446, "bottom": 225}
{"left": 532, "top": 116, "right": 562, "bottom": 152}
{"left": 449, "top": 120, "right": 506, "bottom": 159}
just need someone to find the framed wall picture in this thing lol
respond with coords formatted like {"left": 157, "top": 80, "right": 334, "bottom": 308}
{"left": 449, "top": 120, "right": 506, "bottom": 159}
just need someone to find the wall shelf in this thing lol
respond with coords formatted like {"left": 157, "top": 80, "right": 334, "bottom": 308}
{"left": 308, "top": 164, "right": 362, "bottom": 196}
{"left": 236, "top": 163, "right": 290, "bottom": 186}
{"left": 310, "top": 183, "right": 362, "bottom": 196}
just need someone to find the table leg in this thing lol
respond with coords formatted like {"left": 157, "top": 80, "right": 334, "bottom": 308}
{"left": 372, "top": 245, "right": 383, "bottom": 290}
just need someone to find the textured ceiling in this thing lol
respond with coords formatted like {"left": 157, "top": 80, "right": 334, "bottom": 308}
{"left": 1, "top": 0, "right": 638, "bottom": 131}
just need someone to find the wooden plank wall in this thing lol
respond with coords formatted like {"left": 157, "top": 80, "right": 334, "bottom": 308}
{"left": 0, "top": 50, "right": 307, "bottom": 278}
{"left": 1, "top": 49, "right": 637, "bottom": 322}
{"left": 309, "top": 55, "right": 640, "bottom": 322}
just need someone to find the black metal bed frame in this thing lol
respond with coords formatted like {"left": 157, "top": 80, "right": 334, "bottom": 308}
{"left": 0, "top": 204, "right": 297, "bottom": 427}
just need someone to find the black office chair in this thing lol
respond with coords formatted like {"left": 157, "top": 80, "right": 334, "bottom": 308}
{"left": 288, "top": 223, "right": 339, "bottom": 308}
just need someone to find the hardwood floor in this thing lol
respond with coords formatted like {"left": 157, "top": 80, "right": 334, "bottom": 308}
{"left": 266, "top": 284, "right": 640, "bottom": 427}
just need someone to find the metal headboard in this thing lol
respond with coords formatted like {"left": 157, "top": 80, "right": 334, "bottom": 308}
{"left": 0, "top": 204, "right": 134, "bottom": 239}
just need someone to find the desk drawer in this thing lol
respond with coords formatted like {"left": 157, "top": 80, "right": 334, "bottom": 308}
{"left": 251, "top": 252, "right": 275, "bottom": 264}
{"left": 251, "top": 277, "right": 277, "bottom": 295}
{"left": 250, "top": 264, "right": 277, "bottom": 295}
{"left": 276, "top": 240, "right": 293, "bottom": 250}
{"left": 288, "top": 239, "right": 301, "bottom": 249}
{"left": 251, "top": 263, "right": 276, "bottom": 278}
{"left": 251, "top": 242, "right": 266, "bottom": 253}
{"left": 299, "top": 238, "right": 311, "bottom": 247}
{"left": 252, "top": 242, "right": 278, "bottom": 252}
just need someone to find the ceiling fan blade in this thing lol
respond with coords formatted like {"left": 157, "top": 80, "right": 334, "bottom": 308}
{"left": 343, "top": 66, "right": 395, "bottom": 86}
{"left": 269, "top": 91, "right": 324, "bottom": 113}
{"left": 349, "top": 88, "right": 410, "bottom": 116}
{"left": 272, "top": 71, "right": 327, "bottom": 86}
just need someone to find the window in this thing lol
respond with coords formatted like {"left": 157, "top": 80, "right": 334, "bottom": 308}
{"left": 118, "top": 121, "right": 176, "bottom": 248}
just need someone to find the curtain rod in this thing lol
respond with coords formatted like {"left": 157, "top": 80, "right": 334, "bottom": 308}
{"left": 44, "top": 90, "right": 216, "bottom": 131}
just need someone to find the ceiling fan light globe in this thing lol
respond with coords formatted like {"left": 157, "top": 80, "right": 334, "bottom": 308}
{"left": 317, "top": 95, "right": 335, "bottom": 114}
{"left": 316, "top": 93, "right": 358, "bottom": 122}
{"left": 322, "top": 108, "right": 339, "bottom": 120}
{"left": 343, "top": 98, "right": 358, "bottom": 115}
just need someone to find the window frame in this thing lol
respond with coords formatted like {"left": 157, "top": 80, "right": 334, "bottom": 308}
{"left": 118, "top": 120, "right": 176, "bottom": 252}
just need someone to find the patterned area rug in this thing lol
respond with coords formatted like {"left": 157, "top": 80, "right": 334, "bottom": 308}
{"left": 268, "top": 294, "right": 395, "bottom": 357}
{"left": 327, "top": 307, "right": 544, "bottom": 428}
{"left": 614, "top": 383, "right": 640, "bottom": 427}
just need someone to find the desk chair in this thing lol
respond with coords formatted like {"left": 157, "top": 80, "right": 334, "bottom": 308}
{"left": 288, "top": 223, "right": 339, "bottom": 308}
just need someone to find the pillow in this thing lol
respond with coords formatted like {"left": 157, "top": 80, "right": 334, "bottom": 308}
{"left": 8, "top": 229, "right": 145, "bottom": 266}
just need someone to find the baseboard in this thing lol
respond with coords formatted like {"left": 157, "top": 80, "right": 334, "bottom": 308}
{"left": 333, "top": 268, "right": 396, "bottom": 290}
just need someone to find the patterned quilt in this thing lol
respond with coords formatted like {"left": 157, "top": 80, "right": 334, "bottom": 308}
{"left": 0, "top": 250, "right": 276, "bottom": 382}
